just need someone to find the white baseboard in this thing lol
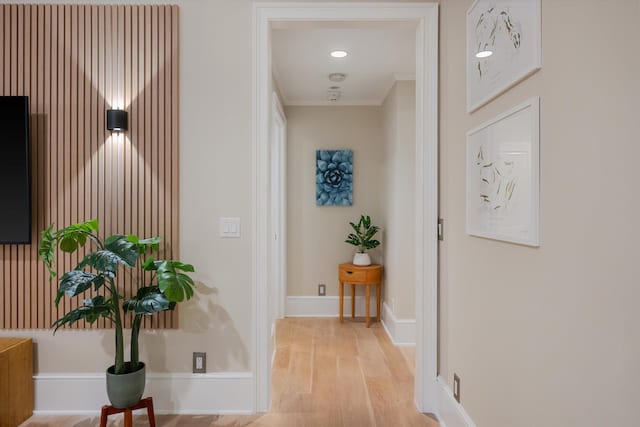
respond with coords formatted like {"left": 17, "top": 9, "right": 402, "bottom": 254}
{"left": 285, "top": 295, "right": 378, "bottom": 317}
{"left": 33, "top": 372, "right": 253, "bottom": 414}
{"left": 380, "top": 301, "right": 416, "bottom": 346}
{"left": 436, "top": 375, "right": 476, "bottom": 427}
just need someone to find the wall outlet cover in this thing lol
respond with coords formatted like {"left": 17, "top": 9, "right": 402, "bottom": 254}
{"left": 193, "top": 352, "right": 207, "bottom": 373}
{"left": 318, "top": 284, "right": 326, "bottom": 296}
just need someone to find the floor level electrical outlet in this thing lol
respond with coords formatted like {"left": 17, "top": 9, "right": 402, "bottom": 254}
{"left": 318, "top": 284, "right": 326, "bottom": 296}
{"left": 453, "top": 373, "right": 461, "bottom": 403}
{"left": 193, "top": 352, "right": 206, "bottom": 374}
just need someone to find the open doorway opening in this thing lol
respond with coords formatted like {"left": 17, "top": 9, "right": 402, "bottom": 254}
{"left": 269, "top": 19, "right": 422, "bottom": 421}
{"left": 253, "top": 2, "right": 439, "bottom": 416}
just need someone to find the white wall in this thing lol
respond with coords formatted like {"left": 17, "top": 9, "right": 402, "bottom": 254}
{"left": 381, "top": 80, "right": 416, "bottom": 320}
{"left": 285, "top": 106, "right": 385, "bottom": 298}
{"left": 439, "top": 0, "right": 640, "bottom": 426}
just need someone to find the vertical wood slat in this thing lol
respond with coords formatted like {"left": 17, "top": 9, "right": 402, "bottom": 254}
{"left": 0, "top": 5, "right": 179, "bottom": 330}
{"left": 0, "top": 6, "right": 5, "bottom": 330}
{"left": 16, "top": 4, "right": 25, "bottom": 330}
{"left": 23, "top": 4, "right": 32, "bottom": 329}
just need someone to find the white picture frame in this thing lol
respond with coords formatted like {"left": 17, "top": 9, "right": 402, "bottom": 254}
{"left": 466, "top": 0, "right": 541, "bottom": 112}
{"left": 466, "top": 96, "right": 539, "bottom": 246}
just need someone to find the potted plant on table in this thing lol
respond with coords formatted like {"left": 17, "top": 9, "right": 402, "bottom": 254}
{"left": 344, "top": 214, "right": 380, "bottom": 266}
{"left": 38, "top": 219, "right": 196, "bottom": 409}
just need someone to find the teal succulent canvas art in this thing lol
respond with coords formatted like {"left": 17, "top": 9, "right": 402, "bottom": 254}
{"left": 316, "top": 150, "right": 353, "bottom": 206}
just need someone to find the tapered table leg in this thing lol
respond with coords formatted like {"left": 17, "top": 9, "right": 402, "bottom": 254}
{"left": 351, "top": 284, "right": 355, "bottom": 318}
{"left": 365, "top": 285, "right": 371, "bottom": 328}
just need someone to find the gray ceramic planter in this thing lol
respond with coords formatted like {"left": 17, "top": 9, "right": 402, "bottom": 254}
{"left": 106, "top": 362, "right": 146, "bottom": 408}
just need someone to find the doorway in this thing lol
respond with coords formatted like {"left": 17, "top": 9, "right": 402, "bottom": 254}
{"left": 252, "top": 2, "right": 439, "bottom": 415}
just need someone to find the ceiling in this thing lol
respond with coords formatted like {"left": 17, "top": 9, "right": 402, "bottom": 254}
{"left": 271, "top": 21, "right": 416, "bottom": 106}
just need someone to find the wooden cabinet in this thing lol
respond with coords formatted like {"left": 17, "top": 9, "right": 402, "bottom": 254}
{"left": 0, "top": 338, "right": 33, "bottom": 427}
{"left": 338, "top": 263, "right": 383, "bottom": 327}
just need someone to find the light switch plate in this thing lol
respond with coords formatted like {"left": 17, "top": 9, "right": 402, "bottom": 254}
{"left": 219, "top": 217, "right": 241, "bottom": 238}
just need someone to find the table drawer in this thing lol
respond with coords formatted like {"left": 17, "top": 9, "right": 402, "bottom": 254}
{"left": 339, "top": 267, "right": 367, "bottom": 282}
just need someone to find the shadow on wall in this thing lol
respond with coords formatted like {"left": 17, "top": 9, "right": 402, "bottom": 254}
{"left": 112, "top": 281, "right": 249, "bottom": 373}
{"left": 183, "top": 282, "right": 250, "bottom": 372}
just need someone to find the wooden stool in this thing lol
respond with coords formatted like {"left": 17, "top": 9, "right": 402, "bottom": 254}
{"left": 99, "top": 397, "right": 156, "bottom": 427}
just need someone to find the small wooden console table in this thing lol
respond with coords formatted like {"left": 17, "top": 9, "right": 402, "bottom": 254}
{"left": 338, "top": 263, "right": 383, "bottom": 327}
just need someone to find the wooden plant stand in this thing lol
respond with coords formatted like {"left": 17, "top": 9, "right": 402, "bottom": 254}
{"left": 99, "top": 397, "right": 156, "bottom": 427}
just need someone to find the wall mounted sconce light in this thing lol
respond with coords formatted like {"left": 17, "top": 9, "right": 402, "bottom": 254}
{"left": 106, "top": 109, "right": 128, "bottom": 132}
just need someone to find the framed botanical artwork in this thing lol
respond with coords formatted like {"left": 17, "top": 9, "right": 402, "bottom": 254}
{"left": 466, "top": 0, "right": 541, "bottom": 112}
{"left": 316, "top": 149, "right": 353, "bottom": 206}
{"left": 466, "top": 97, "right": 539, "bottom": 246}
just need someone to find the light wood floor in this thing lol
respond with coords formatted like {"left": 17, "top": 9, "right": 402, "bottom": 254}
{"left": 21, "top": 318, "right": 439, "bottom": 427}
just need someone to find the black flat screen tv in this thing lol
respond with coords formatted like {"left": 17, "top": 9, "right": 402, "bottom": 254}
{"left": 0, "top": 96, "right": 31, "bottom": 244}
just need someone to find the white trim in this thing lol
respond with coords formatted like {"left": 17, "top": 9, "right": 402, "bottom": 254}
{"left": 412, "top": 4, "right": 440, "bottom": 415}
{"left": 381, "top": 301, "right": 416, "bottom": 346}
{"left": 436, "top": 376, "right": 477, "bottom": 427}
{"left": 285, "top": 295, "right": 379, "bottom": 318}
{"left": 271, "top": 63, "right": 291, "bottom": 106}
{"left": 271, "top": 93, "right": 287, "bottom": 320}
{"left": 32, "top": 372, "right": 253, "bottom": 414}
{"left": 253, "top": 2, "right": 439, "bottom": 414}
{"left": 378, "top": 72, "right": 418, "bottom": 105}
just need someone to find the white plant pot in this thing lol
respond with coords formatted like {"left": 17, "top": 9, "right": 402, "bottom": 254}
{"left": 353, "top": 252, "right": 371, "bottom": 266}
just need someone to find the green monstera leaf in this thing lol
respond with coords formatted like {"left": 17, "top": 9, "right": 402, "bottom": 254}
{"left": 104, "top": 235, "right": 140, "bottom": 267}
{"left": 123, "top": 286, "right": 176, "bottom": 315}
{"left": 156, "top": 261, "right": 196, "bottom": 302}
{"left": 52, "top": 295, "right": 114, "bottom": 332}
{"left": 126, "top": 235, "right": 162, "bottom": 254}
{"left": 39, "top": 219, "right": 100, "bottom": 277}
{"left": 75, "top": 235, "right": 140, "bottom": 275}
{"left": 56, "top": 270, "right": 106, "bottom": 305}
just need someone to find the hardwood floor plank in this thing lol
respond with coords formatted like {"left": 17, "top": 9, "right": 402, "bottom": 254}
{"left": 337, "top": 355, "right": 376, "bottom": 427}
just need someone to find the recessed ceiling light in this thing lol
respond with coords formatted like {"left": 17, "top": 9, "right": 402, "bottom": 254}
{"left": 330, "top": 50, "right": 348, "bottom": 58}
{"left": 475, "top": 50, "right": 493, "bottom": 58}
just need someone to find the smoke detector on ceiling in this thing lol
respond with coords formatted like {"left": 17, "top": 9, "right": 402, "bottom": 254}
{"left": 328, "top": 73, "right": 346, "bottom": 83}
{"left": 327, "top": 90, "right": 341, "bottom": 102}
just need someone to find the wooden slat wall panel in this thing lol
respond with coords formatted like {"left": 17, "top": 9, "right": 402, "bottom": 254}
{"left": 0, "top": 5, "right": 179, "bottom": 330}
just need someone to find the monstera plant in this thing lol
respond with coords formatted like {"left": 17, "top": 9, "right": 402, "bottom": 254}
{"left": 39, "top": 219, "right": 196, "bottom": 408}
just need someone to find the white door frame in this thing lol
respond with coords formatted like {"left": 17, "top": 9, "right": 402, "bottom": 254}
{"left": 270, "top": 93, "right": 287, "bottom": 320}
{"left": 252, "top": 2, "right": 439, "bottom": 414}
